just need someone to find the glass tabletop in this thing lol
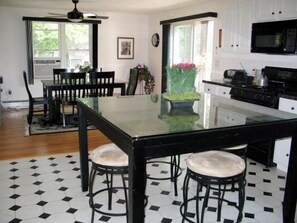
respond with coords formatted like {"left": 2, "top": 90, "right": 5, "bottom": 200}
{"left": 77, "top": 93, "right": 297, "bottom": 138}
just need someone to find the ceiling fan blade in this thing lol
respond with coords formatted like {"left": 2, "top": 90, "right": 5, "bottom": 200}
{"left": 83, "top": 13, "right": 109, "bottom": 19}
{"left": 48, "top": 12, "right": 67, "bottom": 16}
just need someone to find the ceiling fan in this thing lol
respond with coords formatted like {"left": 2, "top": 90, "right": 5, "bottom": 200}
{"left": 48, "top": 0, "right": 108, "bottom": 22}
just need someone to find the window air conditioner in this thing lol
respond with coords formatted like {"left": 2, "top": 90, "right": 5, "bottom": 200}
{"left": 33, "top": 59, "right": 61, "bottom": 79}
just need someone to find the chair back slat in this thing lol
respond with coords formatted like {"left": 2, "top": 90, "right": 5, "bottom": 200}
{"left": 89, "top": 71, "right": 115, "bottom": 97}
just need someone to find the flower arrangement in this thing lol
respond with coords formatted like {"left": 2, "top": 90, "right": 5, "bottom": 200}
{"left": 134, "top": 64, "right": 155, "bottom": 94}
{"left": 77, "top": 62, "right": 92, "bottom": 73}
{"left": 163, "top": 63, "right": 200, "bottom": 101}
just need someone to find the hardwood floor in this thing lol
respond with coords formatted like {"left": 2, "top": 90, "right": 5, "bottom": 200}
{"left": 0, "top": 108, "right": 111, "bottom": 160}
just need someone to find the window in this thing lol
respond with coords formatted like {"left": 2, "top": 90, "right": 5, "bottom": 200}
{"left": 169, "top": 20, "right": 214, "bottom": 92}
{"left": 33, "top": 23, "right": 59, "bottom": 57}
{"left": 32, "top": 21, "right": 91, "bottom": 69}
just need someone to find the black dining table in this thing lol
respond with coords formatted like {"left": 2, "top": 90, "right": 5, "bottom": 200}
{"left": 77, "top": 93, "right": 297, "bottom": 223}
{"left": 41, "top": 79, "right": 126, "bottom": 123}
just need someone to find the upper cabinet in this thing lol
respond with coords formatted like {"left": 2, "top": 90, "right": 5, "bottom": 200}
{"left": 255, "top": 0, "right": 297, "bottom": 22}
{"left": 222, "top": 0, "right": 255, "bottom": 53}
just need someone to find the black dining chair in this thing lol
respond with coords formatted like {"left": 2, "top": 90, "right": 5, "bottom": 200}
{"left": 126, "top": 69, "right": 138, "bottom": 95}
{"left": 53, "top": 68, "right": 74, "bottom": 83}
{"left": 89, "top": 71, "right": 115, "bottom": 97}
{"left": 23, "top": 71, "right": 48, "bottom": 125}
{"left": 55, "top": 72, "right": 86, "bottom": 127}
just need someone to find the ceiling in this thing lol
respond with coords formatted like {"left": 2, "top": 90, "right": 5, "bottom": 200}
{"left": 0, "top": 0, "right": 208, "bottom": 14}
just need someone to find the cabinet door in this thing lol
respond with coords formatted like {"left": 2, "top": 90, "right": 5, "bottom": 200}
{"left": 236, "top": 0, "right": 255, "bottom": 53}
{"left": 273, "top": 97, "right": 297, "bottom": 172}
{"left": 279, "top": 0, "right": 297, "bottom": 20}
{"left": 222, "top": 0, "right": 254, "bottom": 53}
{"left": 255, "top": 0, "right": 276, "bottom": 21}
{"left": 222, "top": 5, "right": 237, "bottom": 52}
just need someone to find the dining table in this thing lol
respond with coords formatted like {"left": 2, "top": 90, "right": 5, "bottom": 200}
{"left": 41, "top": 79, "right": 126, "bottom": 123}
{"left": 77, "top": 93, "right": 297, "bottom": 223}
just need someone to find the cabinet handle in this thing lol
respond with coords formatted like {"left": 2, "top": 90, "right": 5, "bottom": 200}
{"left": 286, "top": 154, "right": 289, "bottom": 157}
{"left": 231, "top": 44, "right": 234, "bottom": 47}
{"left": 236, "top": 44, "right": 239, "bottom": 47}
{"left": 291, "top": 107, "right": 295, "bottom": 110}
{"left": 279, "top": 11, "right": 282, "bottom": 14}
{"left": 223, "top": 92, "right": 226, "bottom": 94}
{"left": 208, "top": 88, "right": 210, "bottom": 91}
{"left": 272, "top": 12, "right": 275, "bottom": 15}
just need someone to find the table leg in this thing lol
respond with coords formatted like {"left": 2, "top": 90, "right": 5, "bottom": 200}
{"left": 283, "top": 130, "right": 297, "bottom": 223}
{"left": 78, "top": 106, "right": 89, "bottom": 192}
{"left": 128, "top": 148, "right": 146, "bottom": 223}
{"left": 121, "top": 83, "right": 126, "bottom": 95}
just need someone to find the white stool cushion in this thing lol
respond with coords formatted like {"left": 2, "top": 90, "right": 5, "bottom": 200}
{"left": 90, "top": 143, "right": 128, "bottom": 167}
{"left": 186, "top": 151, "right": 245, "bottom": 178}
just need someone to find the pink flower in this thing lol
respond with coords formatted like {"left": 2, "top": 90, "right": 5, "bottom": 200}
{"left": 171, "top": 63, "right": 196, "bottom": 70}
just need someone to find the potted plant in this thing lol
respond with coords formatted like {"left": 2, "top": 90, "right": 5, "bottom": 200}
{"left": 134, "top": 64, "right": 155, "bottom": 94}
{"left": 163, "top": 63, "right": 200, "bottom": 106}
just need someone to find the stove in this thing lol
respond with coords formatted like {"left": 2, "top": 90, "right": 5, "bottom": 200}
{"left": 229, "top": 66, "right": 297, "bottom": 167}
{"left": 230, "top": 66, "right": 297, "bottom": 109}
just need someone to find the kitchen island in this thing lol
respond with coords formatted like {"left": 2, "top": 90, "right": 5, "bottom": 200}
{"left": 78, "top": 94, "right": 297, "bottom": 223}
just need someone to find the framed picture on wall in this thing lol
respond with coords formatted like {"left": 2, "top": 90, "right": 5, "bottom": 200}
{"left": 117, "top": 37, "right": 134, "bottom": 59}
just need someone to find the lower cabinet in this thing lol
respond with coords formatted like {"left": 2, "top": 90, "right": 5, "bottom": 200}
{"left": 273, "top": 97, "right": 297, "bottom": 172}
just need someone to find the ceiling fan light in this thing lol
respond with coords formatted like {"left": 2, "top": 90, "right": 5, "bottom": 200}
{"left": 67, "top": 9, "right": 83, "bottom": 22}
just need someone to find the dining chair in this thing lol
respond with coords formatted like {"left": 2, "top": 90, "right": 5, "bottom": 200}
{"left": 180, "top": 144, "right": 247, "bottom": 223}
{"left": 55, "top": 72, "right": 86, "bottom": 127}
{"left": 53, "top": 68, "right": 74, "bottom": 84}
{"left": 23, "top": 71, "right": 48, "bottom": 125}
{"left": 126, "top": 68, "right": 138, "bottom": 95}
{"left": 89, "top": 71, "right": 115, "bottom": 97}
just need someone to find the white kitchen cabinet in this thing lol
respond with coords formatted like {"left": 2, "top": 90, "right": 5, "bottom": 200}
{"left": 222, "top": 0, "right": 255, "bottom": 53}
{"left": 255, "top": 0, "right": 297, "bottom": 22}
{"left": 203, "top": 83, "right": 231, "bottom": 98}
{"left": 273, "top": 97, "right": 297, "bottom": 172}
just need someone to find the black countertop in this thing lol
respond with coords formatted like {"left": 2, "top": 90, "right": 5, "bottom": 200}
{"left": 203, "top": 79, "right": 297, "bottom": 101}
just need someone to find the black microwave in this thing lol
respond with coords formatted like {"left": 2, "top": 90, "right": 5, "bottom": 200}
{"left": 251, "top": 19, "right": 297, "bottom": 54}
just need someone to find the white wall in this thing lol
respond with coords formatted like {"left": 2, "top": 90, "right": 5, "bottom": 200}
{"left": 0, "top": 6, "right": 149, "bottom": 103}
{"left": 148, "top": 0, "right": 297, "bottom": 92}
{"left": 1, "top": 0, "right": 297, "bottom": 104}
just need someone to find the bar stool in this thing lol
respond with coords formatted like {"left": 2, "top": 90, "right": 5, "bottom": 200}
{"left": 180, "top": 145, "right": 247, "bottom": 223}
{"left": 89, "top": 143, "right": 129, "bottom": 223}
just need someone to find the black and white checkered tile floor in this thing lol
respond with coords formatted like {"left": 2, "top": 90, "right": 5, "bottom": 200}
{"left": 0, "top": 153, "right": 295, "bottom": 223}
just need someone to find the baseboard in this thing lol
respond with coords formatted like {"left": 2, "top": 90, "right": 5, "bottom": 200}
{"left": 2, "top": 100, "right": 29, "bottom": 109}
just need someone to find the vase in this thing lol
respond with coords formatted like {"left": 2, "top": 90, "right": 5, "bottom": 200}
{"left": 169, "top": 100, "right": 195, "bottom": 108}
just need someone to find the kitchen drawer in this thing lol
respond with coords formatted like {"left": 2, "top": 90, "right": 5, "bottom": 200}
{"left": 278, "top": 97, "right": 297, "bottom": 114}
{"left": 217, "top": 86, "right": 231, "bottom": 98}
{"left": 204, "top": 83, "right": 217, "bottom": 94}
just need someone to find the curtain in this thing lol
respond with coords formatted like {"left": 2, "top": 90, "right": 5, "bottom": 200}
{"left": 25, "top": 21, "right": 34, "bottom": 84}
